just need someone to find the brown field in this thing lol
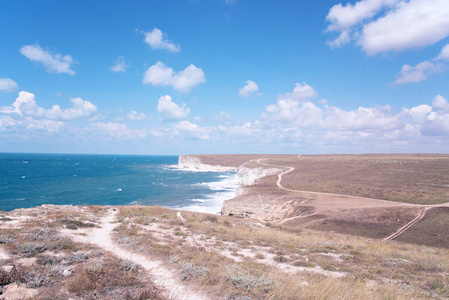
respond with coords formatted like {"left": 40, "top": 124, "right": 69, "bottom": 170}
{"left": 266, "top": 154, "right": 449, "bottom": 205}
{"left": 215, "top": 154, "right": 449, "bottom": 248}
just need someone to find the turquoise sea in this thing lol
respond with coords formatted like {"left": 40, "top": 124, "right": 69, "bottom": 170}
{"left": 0, "top": 153, "right": 238, "bottom": 213}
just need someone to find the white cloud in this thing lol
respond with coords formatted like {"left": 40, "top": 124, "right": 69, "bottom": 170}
{"left": 174, "top": 121, "right": 212, "bottom": 140}
{"left": 0, "top": 78, "right": 18, "bottom": 92}
{"left": 109, "top": 56, "right": 128, "bottom": 73}
{"left": 326, "top": 0, "right": 449, "bottom": 55}
{"left": 434, "top": 43, "right": 449, "bottom": 61}
{"left": 1, "top": 91, "right": 97, "bottom": 120}
{"left": 361, "top": 0, "right": 449, "bottom": 55}
{"left": 142, "top": 61, "right": 205, "bottom": 92}
{"left": 0, "top": 114, "right": 65, "bottom": 133}
{"left": 239, "top": 80, "right": 260, "bottom": 97}
{"left": 395, "top": 61, "right": 445, "bottom": 84}
{"left": 326, "top": 0, "right": 398, "bottom": 32}
{"left": 277, "top": 82, "right": 317, "bottom": 102}
{"left": 143, "top": 28, "right": 181, "bottom": 53}
{"left": 326, "top": 30, "right": 351, "bottom": 48}
{"left": 126, "top": 110, "right": 147, "bottom": 120}
{"left": 216, "top": 111, "right": 232, "bottom": 123}
{"left": 157, "top": 95, "right": 190, "bottom": 121}
{"left": 89, "top": 122, "right": 147, "bottom": 139}
{"left": 432, "top": 95, "right": 449, "bottom": 114}
{"left": 20, "top": 44, "right": 76, "bottom": 75}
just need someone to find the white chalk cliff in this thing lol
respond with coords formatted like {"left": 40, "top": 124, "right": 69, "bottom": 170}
{"left": 178, "top": 156, "right": 237, "bottom": 172}
{"left": 178, "top": 155, "right": 281, "bottom": 187}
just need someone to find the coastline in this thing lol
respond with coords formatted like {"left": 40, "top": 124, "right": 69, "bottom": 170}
{"left": 177, "top": 155, "right": 282, "bottom": 215}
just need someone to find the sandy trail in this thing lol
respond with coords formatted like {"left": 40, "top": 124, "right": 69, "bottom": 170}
{"left": 62, "top": 209, "right": 207, "bottom": 300}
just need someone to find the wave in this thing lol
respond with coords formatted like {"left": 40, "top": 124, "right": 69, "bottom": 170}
{"left": 175, "top": 173, "right": 239, "bottom": 214}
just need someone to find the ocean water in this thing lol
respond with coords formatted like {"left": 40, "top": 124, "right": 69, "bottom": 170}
{"left": 0, "top": 153, "right": 238, "bottom": 214}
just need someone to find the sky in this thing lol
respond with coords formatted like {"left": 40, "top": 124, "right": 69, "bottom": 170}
{"left": 1, "top": 0, "right": 449, "bottom": 155}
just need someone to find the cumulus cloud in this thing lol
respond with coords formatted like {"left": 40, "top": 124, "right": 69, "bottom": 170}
{"left": 395, "top": 61, "right": 445, "bottom": 84}
{"left": 1, "top": 91, "right": 97, "bottom": 120}
{"left": 20, "top": 44, "right": 76, "bottom": 75}
{"left": 277, "top": 82, "right": 317, "bottom": 102}
{"left": 143, "top": 28, "right": 181, "bottom": 53}
{"left": 260, "top": 85, "right": 449, "bottom": 151}
{"left": 109, "top": 56, "right": 128, "bottom": 73}
{"left": 126, "top": 110, "right": 147, "bottom": 120}
{"left": 174, "top": 121, "right": 212, "bottom": 140}
{"left": 157, "top": 95, "right": 190, "bottom": 121}
{"left": 142, "top": 61, "right": 205, "bottom": 92}
{"left": 434, "top": 44, "right": 449, "bottom": 61}
{"left": 239, "top": 80, "right": 260, "bottom": 97}
{"left": 326, "top": 0, "right": 449, "bottom": 55}
{"left": 0, "top": 78, "right": 18, "bottom": 92}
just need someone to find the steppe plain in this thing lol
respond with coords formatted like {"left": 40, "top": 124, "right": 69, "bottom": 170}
{"left": 0, "top": 154, "right": 448, "bottom": 299}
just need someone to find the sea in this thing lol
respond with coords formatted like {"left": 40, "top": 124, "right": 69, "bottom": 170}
{"left": 0, "top": 153, "right": 238, "bottom": 213}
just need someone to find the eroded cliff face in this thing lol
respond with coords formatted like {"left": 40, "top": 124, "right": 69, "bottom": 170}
{"left": 178, "top": 155, "right": 283, "bottom": 218}
{"left": 237, "top": 164, "right": 280, "bottom": 186}
{"left": 178, "top": 156, "right": 280, "bottom": 187}
{"left": 178, "top": 156, "right": 238, "bottom": 172}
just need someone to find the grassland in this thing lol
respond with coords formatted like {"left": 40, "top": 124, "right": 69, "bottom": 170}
{"left": 1, "top": 205, "right": 448, "bottom": 299}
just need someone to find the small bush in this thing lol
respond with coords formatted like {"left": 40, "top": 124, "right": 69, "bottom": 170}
{"left": 26, "top": 269, "right": 49, "bottom": 288}
{"left": 255, "top": 253, "right": 265, "bottom": 259}
{"left": 292, "top": 260, "right": 315, "bottom": 268}
{"left": 228, "top": 267, "right": 275, "bottom": 293}
{"left": 17, "top": 242, "right": 47, "bottom": 257}
{"left": 0, "top": 233, "right": 14, "bottom": 244}
{"left": 180, "top": 262, "right": 209, "bottom": 281}
{"left": 0, "top": 265, "right": 21, "bottom": 286}
{"left": 27, "top": 228, "right": 61, "bottom": 242}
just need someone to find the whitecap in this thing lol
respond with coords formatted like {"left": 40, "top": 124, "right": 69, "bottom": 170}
{"left": 178, "top": 173, "right": 239, "bottom": 214}
{"left": 116, "top": 188, "right": 122, "bottom": 192}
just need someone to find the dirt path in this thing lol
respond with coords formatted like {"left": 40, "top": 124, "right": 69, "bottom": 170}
{"left": 256, "top": 159, "right": 413, "bottom": 204}
{"left": 62, "top": 209, "right": 207, "bottom": 300}
{"left": 383, "top": 207, "right": 430, "bottom": 241}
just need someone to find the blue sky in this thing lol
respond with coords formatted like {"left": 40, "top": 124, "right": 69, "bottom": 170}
{"left": 1, "top": 0, "right": 449, "bottom": 155}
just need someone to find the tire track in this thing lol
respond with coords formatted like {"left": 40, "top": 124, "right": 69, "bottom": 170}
{"left": 383, "top": 207, "right": 430, "bottom": 241}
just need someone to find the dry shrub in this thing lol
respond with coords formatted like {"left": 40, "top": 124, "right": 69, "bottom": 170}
{"left": 68, "top": 258, "right": 141, "bottom": 295}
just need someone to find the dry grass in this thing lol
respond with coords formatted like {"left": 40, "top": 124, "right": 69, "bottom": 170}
{"left": 0, "top": 205, "right": 162, "bottom": 300}
{"left": 1, "top": 204, "right": 448, "bottom": 299}
{"left": 272, "top": 154, "right": 449, "bottom": 205}
{"left": 114, "top": 205, "right": 448, "bottom": 299}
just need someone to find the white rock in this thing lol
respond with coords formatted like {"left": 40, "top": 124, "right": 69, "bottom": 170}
{"left": 177, "top": 212, "right": 186, "bottom": 223}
